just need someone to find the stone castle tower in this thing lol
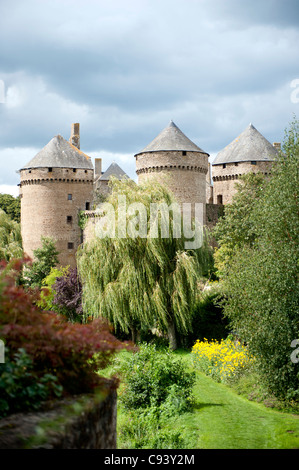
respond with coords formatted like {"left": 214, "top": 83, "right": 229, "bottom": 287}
{"left": 212, "top": 123, "right": 280, "bottom": 205}
{"left": 135, "top": 121, "right": 209, "bottom": 216}
{"left": 19, "top": 124, "right": 94, "bottom": 268}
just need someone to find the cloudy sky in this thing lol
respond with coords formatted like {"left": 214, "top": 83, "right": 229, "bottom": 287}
{"left": 0, "top": 0, "right": 298, "bottom": 196}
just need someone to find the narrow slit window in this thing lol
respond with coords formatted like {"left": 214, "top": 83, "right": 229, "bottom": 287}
{"left": 67, "top": 216, "right": 72, "bottom": 224}
{"left": 217, "top": 194, "right": 223, "bottom": 205}
{"left": 68, "top": 242, "right": 74, "bottom": 249}
{"left": 85, "top": 202, "right": 90, "bottom": 210}
{"left": 68, "top": 194, "right": 72, "bottom": 200}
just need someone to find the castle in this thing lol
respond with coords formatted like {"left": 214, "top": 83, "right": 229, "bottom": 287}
{"left": 19, "top": 121, "right": 280, "bottom": 267}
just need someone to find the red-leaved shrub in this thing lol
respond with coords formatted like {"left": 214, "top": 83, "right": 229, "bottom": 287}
{"left": 0, "top": 259, "right": 134, "bottom": 396}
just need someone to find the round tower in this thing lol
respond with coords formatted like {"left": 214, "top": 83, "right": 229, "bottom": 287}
{"left": 19, "top": 124, "right": 94, "bottom": 268}
{"left": 135, "top": 121, "right": 209, "bottom": 217}
{"left": 212, "top": 123, "right": 279, "bottom": 205}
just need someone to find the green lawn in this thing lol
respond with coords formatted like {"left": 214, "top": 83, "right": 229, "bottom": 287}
{"left": 113, "top": 349, "right": 299, "bottom": 449}
{"left": 171, "top": 370, "right": 299, "bottom": 449}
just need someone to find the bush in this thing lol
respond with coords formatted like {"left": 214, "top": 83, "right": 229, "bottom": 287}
{"left": 191, "top": 337, "right": 254, "bottom": 384}
{"left": 118, "top": 343, "right": 196, "bottom": 411}
{"left": 0, "top": 259, "right": 133, "bottom": 404}
{"left": 0, "top": 348, "right": 62, "bottom": 418}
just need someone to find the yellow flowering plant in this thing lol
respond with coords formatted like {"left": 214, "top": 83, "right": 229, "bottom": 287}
{"left": 191, "top": 337, "right": 254, "bottom": 383}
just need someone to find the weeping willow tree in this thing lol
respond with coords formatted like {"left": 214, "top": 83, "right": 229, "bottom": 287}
{"left": 77, "top": 178, "right": 212, "bottom": 349}
{"left": 0, "top": 209, "right": 23, "bottom": 262}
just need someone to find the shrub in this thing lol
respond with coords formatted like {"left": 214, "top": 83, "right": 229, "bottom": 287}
{"left": 118, "top": 343, "right": 196, "bottom": 411}
{"left": 0, "top": 348, "right": 62, "bottom": 418}
{"left": 39, "top": 266, "right": 83, "bottom": 322}
{"left": 0, "top": 259, "right": 133, "bottom": 402}
{"left": 191, "top": 337, "right": 254, "bottom": 384}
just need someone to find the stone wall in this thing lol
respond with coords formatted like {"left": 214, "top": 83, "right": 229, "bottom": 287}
{"left": 212, "top": 160, "right": 272, "bottom": 205}
{"left": 136, "top": 150, "right": 208, "bottom": 205}
{"left": 0, "top": 389, "right": 117, "bottom": 449}
{"left": 20, "top": 167, "right": 94, "bottom": 268}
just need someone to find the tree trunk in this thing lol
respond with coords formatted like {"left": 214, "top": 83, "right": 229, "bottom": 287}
{"left": 131, "top": 327, "right": 141, "bottom": 344}
{"left": 167, "top": 319, "right": 177, "bottom": 351}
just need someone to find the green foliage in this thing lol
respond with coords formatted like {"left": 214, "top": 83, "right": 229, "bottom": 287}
{"left": 213, "top": 172, "right": 265, "bottom": 277}
{"left": 185, "top": 284, "right": 229, "bottom": 347}
{"left": 78, "top": 178, "right": 213, "bottom": 349}
{"left": 24, "top": 236, "right": 59, "bottom": 288}
{"left": 0, "top": 193, "right": 21, "bottom": 223}
{"left": 38, "top": 266, "right": 69, "bottom": 312}
{"left": 0, "top": 348, "right": 63, "bottom": 418}
{"left": 118, "top": 343, "right": 196, "bottom": 411}
{"left": 116, "top": 343, "right": 195, "bottom": 449}
{"left": 0, "top": 209, "right": 23, "bottom": 262}
{"left": 220, "top": 117, "right": 299, "bottom": 400}
{"left": 78, "top": 210, "right": 88, "bottom": 230}
{"left": 118, "top": 407, "right": 185, "bottom": 449}
{"left": 0, "top": 258, "right": 133, "bottom": 401}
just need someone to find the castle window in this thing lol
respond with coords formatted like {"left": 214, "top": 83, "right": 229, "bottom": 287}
{"left": 85, "top": 202, "right": 90, "bottom": 210}
{"left": 217, "top": 194, "right": 223, "bottom": 205}
{"left": 251, "top": 161, "right": 257, "bottom": 165}
{"left": 68, "top": 242, "right": 74, "bottom": 249}
{"left": 234, "top": 162, "right": 238, "bottom": 166}
{"left": 68, "top": 194, "right": 72, "bottom": 200}
{"left": 85, "top": 170, "right": 87, "bottom": 173}
{"left": 73, "top": 168, "right": 76, "bottom": 172}
{"left": 67, "top": 216, "right": 72, "bottom": 224}
{"left": 222, "top": 164, "right": 226, "bottom": 169}
{"left": 182, "top": 151, "right": 187, "bottom": 156}
{"left": 48, "top": 167, "right": 52, "bottom": 172}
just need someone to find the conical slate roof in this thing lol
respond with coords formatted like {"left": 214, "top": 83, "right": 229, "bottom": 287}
{"left": 213, "top": 123, "right": 279, "bottom": 165}
{"left": 99, "top": 162, "right": 128, "bottom": 181}
{"left": 135, "top": 121, "right": 209, "bottom": 155}
{"left": 20, "top": 134, "right": 93, "bottom": 170}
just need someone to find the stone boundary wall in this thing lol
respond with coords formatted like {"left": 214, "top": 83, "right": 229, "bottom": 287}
{"left": 0, "top": 389, "right": 117, "bottom": 449}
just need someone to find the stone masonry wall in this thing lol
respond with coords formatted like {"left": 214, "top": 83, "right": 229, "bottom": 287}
{"left": 0, "top": 389, "right": 117, "bottom": 449}
{"left": 212, "top": 160, "right": 273, "bottom": 205}
{"left": 136, "top": 150, "right": 209, "bottom": 205}
{"left": 20, "top": 167, "right": 94, "bottom": 268}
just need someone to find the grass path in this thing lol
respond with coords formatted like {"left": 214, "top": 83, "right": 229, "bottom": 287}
{"left": 172, "top": 352, "right": 299, "bottom": 449}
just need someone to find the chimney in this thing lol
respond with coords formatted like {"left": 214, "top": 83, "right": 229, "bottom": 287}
{"left": 95, "top": 158, "right": 102, "bottom": 179}
{"left": 273, "top": 142, "right": 281, "bottom": 151}
{"left": 70, "top": 123, "right": 80, "bottom": 149}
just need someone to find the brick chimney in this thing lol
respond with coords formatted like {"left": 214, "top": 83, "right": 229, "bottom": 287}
{"left": 95, "top": 158, "right": 102, "bottom": 179}
{"left": 70, "top": 123, "right": 80, "bottom": 149}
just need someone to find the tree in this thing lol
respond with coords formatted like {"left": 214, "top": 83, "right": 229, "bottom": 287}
{"left": 38, "top": 266, "right": 69, "bottom": 312}
{"left": 0, "top": 194, "right": 21, "bottom": 223}
{"left": 0, "top": 209, "right": 23, "bottom": 262}
{"left": 53, "top": 267, "right": 83, "bottom": 322}
{"left": 221, "top": 117, "right": 299, "bottom": 400}
{"left": 78, "top": 178, "right": 213, "bottom": 349}
{"left": 213, "top": 172, "right": 265, "bottom": 277}
{"left": 24, "top": 236, "right": 59, "bottom": 288}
